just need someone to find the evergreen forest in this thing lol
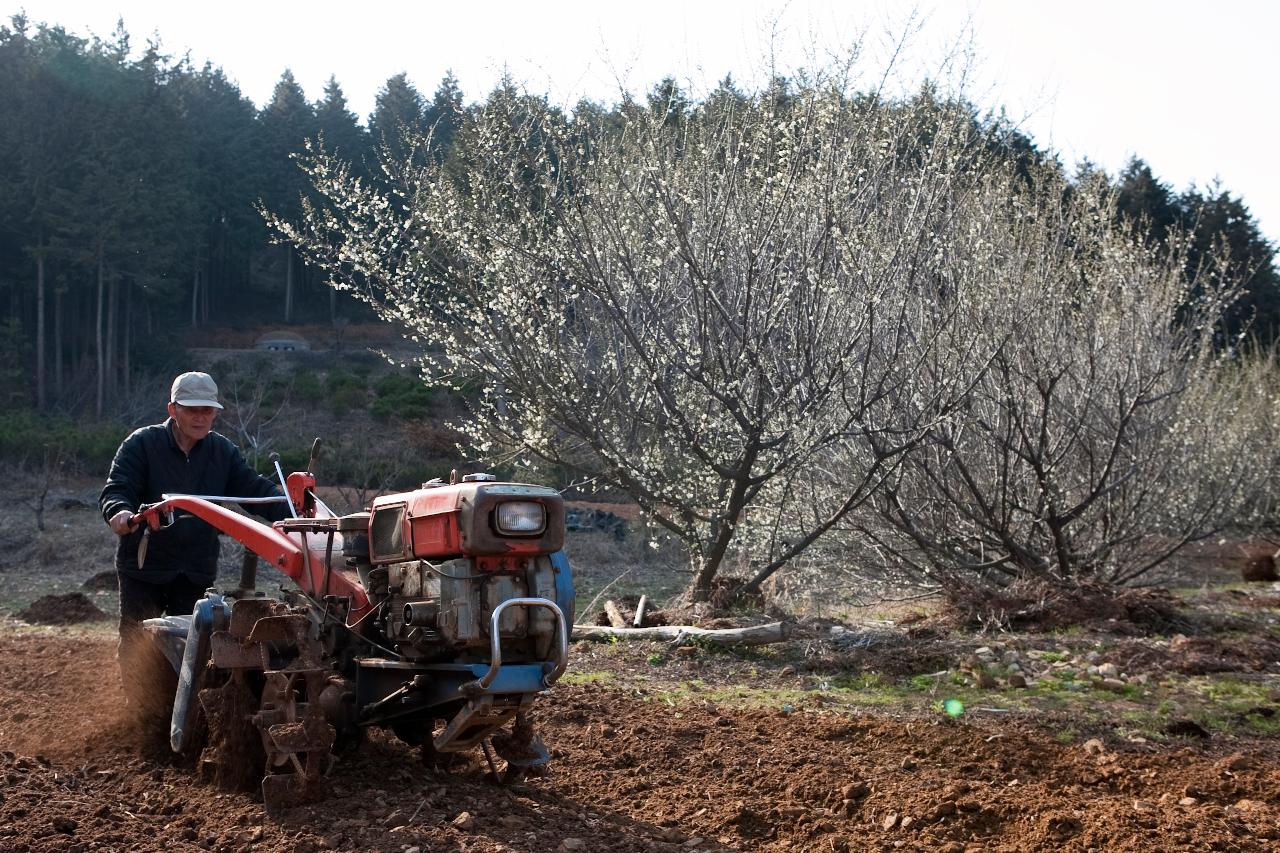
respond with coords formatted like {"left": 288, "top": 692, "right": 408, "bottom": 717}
{"left": 1, "top": 12, "right": 1276, "bottom": 461}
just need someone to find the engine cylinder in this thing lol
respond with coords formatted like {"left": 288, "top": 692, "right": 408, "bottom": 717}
{"left": 403, "top": 601, "right": 439, "bottom": 627}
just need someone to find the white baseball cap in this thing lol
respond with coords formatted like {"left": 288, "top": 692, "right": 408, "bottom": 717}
{"left": 170, "top": 372, "right": 224, "bottom": 409}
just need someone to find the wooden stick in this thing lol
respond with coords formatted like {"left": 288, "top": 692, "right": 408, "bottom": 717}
{"left": 632, "top": 595, "right": 648, "bottom": 628}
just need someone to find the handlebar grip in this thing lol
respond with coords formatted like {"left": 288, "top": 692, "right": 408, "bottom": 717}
{"left": 129, "top": 502, "right": 158, "bottom": 531}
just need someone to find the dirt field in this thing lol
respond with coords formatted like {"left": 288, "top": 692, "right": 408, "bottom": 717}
{"left": 1, "top": 484, "right": 1278, "bottom": 851}
{"left": 0, "top": 617, "right": 1278, "bottom": 853}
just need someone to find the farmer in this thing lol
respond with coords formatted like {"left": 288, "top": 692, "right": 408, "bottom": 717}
{"left": 99, "top": 371, "right": 288, "bottom": 711}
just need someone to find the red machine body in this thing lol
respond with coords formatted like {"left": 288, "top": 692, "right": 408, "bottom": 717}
{"left": 368, "top": 481, "right": 565, "bottom": 568}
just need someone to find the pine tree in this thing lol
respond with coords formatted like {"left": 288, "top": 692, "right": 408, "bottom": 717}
{"left": 369, "top": 72, "right": 425, "bottom": 163}
{"left": 169, "top": 60, "right": 264, "bottom": 325}
{"left": 423, "top": 71, "right": 463, "bottom": 161}
{"left": 259, "top": 69, "right": 316, "bottom": 323}
{"left": 315, "top": 75, "right": 370, "bottom": 166}
{"left": 1183, "top": 185, "right": 1280, "bottom": 342}
{"left": 1116, "top": 157, "right": 1181, "bottom": 243}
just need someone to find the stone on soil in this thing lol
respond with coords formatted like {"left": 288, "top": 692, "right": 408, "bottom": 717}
{"left": 842, "top": 781, "right": 870, "bottom": 799}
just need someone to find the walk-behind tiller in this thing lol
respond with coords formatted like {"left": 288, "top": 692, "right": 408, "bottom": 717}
{"left": 136, "top": 450, "right": 573, "bottom": 814}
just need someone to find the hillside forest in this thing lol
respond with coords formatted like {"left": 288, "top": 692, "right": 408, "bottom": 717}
{"left": 2, "top": 13, "right": 1278, "bottom": 416}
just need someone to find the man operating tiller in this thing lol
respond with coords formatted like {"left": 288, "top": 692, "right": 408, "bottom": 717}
{"left": 100, "top": 371, "right": 288, "bottom": 713}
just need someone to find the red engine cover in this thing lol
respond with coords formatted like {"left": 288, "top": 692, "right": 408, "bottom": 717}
{"left": 368, "top": 482, "right": 565, "bottom": 563}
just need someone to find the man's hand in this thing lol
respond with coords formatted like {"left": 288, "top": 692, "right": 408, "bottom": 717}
{"left": 109, "top": 510, "right": 137, "bottom": 536}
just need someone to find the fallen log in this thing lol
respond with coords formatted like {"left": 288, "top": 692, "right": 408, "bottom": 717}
{"left": 571, "top": 621, "right": 786, "bottom": 646}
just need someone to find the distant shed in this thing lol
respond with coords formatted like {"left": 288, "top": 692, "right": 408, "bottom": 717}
{"left": 254, "top": 330, "right": 311, "bottom": 352}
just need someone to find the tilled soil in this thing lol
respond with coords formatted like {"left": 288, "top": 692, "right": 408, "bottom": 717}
{"left": 1, "top": 627, "right": 1278, "bottom": 852}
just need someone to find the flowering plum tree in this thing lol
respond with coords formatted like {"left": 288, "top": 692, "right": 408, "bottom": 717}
{"left": 271, "top": 74, "right": 1000, "bottom": 601}
{"left": 272, "top": 67, "right": 1277, "bottom": 604}
{"left": 835, "top": 168, "right": 1277, "bottom": 592}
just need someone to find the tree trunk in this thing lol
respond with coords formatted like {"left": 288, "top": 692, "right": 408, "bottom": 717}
{"left": 95, "top": 253, "right": 105, "bottom": 418}
{"left": 53, "top": 287, "right": 63, "bottom": 399}
{"left": 284, "top": 247, "right": 294, "bottom": 323}
{"left": 122, "top": 280, "right": 132, "bottom": 400}
{"left": 105, "top": 272, "right": 118, "bottom": 402}
{"left": 687, "top": 453, "right": 760, "bottom": 602}
{"left": 34, "top": 241, "right": 45, "bottom": 410}
{"left": 191, "top": 265, "right": 200, "bottom": 327}
{"left": 689, "top": 558, "right": 718, "bottom": 603}
{"left": 688, "top": 504, "right": 746, "bottom": 602}
{"left": 603, "top": 600, "right": 628, "bottom": 628}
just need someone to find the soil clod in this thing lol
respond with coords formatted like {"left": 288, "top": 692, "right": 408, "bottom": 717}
{"left": 81, "top": 570, "right": 117, "bottom": 591}
{"left": 17, "top": 592, "right": 106, "bottom": 624}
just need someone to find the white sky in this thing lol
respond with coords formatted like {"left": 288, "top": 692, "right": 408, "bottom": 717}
{"left": 11, "top": 0, "right": 1280, "bottom": 245}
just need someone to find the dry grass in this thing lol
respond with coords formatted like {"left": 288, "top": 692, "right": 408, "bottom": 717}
{"left": 562, "top": 529, "right": 688, "bottom": 609}
{"left": 0, "top": 471, "right": 117, "bottom": 617}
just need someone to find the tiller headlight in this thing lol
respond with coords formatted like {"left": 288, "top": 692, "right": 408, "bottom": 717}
{"left": 494, "top": 501, "right": 547, "bottom": 536}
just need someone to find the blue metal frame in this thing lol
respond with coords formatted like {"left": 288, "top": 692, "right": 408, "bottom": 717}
{"left": 551, "top": 549, "right": 576, "bottom": 626}
{"left": 169, "top": 591, "right": 230, "bottom": 752}
{"left": 151, "top": 551, "right": 576, "bottom": 751}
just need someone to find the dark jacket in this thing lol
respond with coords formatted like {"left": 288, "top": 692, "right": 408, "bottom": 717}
{"left": 100, "top": 420, "right": 288, "bottom": 584}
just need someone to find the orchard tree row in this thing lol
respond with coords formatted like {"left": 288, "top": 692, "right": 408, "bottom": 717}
{"left": 282, "top": 53, "right": 1280, "bottom": 602}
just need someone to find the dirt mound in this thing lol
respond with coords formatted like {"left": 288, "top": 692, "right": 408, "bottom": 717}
{"left": 16, "top": 592, "right": 107, "bottom": 624}
{"left": 1241, "top": 553, "right": 1279, "bottom": 582}
{"left": 589, "top": 593, "right": 670, "bottom": 627}
{"left": 1107, "top": 633, "right": 1280, "bottom": 676}
{"left": 81, "top": 570, "right": 117, "bottom": 591}
{"left": 617, "top": 577, "right": 781, "bottom": 627}
{"left": 942, "top": 579, "right": 1193, "bottom": 634}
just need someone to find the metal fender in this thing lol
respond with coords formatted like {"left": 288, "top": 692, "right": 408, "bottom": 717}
{"left": 549, "top": 550, "right": 576, "bottom": 628}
